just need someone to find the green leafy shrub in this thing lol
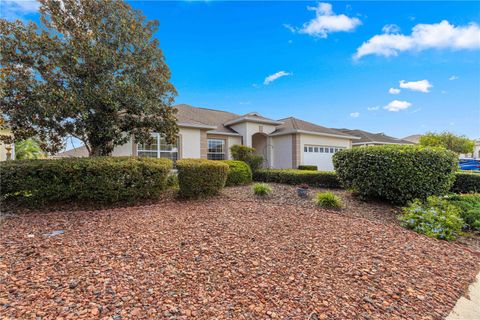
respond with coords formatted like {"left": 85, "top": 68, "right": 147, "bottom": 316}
{"left": 298, "top": 165, "right": 318, "bottom": 171}
{"left": 0, "top": 157, "right": 172, "bottom": 204}
{"left": 254, "top": 169, "right": 341, "bottom": 188}
{"left": 333, "top": 145, "right": 458, "bottom": 204}
{"left": 230, "top": 145, "right": 263, "bottom": 172}
{"left": 252, "top": 183, "right": 272, "bottom": 196}
{"left": 221, "top": 160, "right": 252, "bottom": 186}
{"left": 451, "top": 172, "right": 480, "bottom": 194}
{"left": 446, "top": 194, "right": 480, "bottom": 230}
{"left": 399, "top": 196, "right": 464, "bottom": 241}
{"left": 166, "top": 173, "right": 179, "bottom": 188}
{"left": 176, "top": 159, "right": 229, "bottom": 198}
{"left": 315, "top": 192, "right": 342, "bottom": 209}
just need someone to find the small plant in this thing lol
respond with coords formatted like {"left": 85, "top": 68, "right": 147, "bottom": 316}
{"left": 253, "top": 183, "right": 272, "bottom": 196}
{"left": 399, "top": 196, "right": 464, "bottom": 241}
{"left": 315, "top": 192, "right": 342, "bottom": 209}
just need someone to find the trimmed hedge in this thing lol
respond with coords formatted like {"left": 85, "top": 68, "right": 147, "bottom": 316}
{"left": 176, "top": 159, "right": 229, "bottom": 198}
{"left": 221, "top": 160, "right": 252, "bottom": 186}
{"left": 333, "top": 145, "right": 458, "bottom": 204}
{"left": 298, "top": 165, "right": 318, "bottom": 171}
{"left": 451, "top": 172, "right": 480, "bottom": 194}
{"left": 0, "top": 157, "right": 172, "bottom": 204}
{"left": 253, "top": 169, "right": 341, "bottom": 188}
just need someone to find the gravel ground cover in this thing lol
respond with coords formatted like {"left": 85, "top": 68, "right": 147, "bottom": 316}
{"left": 1, "top": 195, "right": 479, "bottom": 319}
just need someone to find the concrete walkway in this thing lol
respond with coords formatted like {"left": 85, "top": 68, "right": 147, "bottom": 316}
{"left": 447, "top": 271, "right": 480, "bottom": 320}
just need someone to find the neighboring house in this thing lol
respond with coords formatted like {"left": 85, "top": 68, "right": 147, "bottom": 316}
{"left": 337, "top": 129, "right": 414, "bottom": 147}
{"left": 0, "top": 127, "right": 15, "bottom": 161}
{"left": 53, "top": 145, "right": 89, "bottom": 158}
{"left": 55, "top": 104, "right": 360, "bottom": 171}
{"left": 403, "top": 134, "right": 421, "bottom": 144}
{"left": 474, "top": 140, "right": 480, "bottom": 159}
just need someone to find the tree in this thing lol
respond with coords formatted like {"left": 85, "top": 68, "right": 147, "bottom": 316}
{"left": 15, "top": 138, "right": 47, "bottom": 160}
{"left": 420, "top": 132, "right": 475, "bottom": 154}
{"left": 0, "top": 0, "right": 178, "bottom": 156}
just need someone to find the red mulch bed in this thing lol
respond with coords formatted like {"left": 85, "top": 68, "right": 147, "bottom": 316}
{"left": 1, "top": 191, "right": 479, "bottom": 319}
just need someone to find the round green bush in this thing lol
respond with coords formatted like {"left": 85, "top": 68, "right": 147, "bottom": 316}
{"left": 176, "top": 159, "right": 229, "bottom": 198}
{"left": 0, "top": 157, "right": 172, "bottom": 204}
{"left": 333, "top": 145, "right": 458, "bottom": 204}
{"left": 221, "top": 160, "right": 252, "bottom": 186}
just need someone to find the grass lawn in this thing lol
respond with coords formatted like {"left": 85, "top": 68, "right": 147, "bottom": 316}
{"left": 1, "top": 184, "right": 479, "bottom": 319}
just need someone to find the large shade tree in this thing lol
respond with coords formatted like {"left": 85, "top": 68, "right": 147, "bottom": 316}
{"left": 420, "top": 132, "right": 475, "bottom": 154}
{"left": 0, "top": 0, "right": 178, "bottom": 156}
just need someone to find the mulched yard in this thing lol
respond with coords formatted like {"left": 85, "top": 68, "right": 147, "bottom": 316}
{"left": 1, "top": 185, "right": 479, "bottom": 319}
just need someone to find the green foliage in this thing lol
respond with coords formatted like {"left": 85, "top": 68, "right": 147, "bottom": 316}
{"left": 0, "top": 157, "right": 172, "bottom": 204}
{"left": 166, "top": 173, "right": 179, "bottom": 189}
{"left": 420, "top": 132, "right": 475, "bottom": 154}
{"left": 230, "top": 145, "right": 263, "bottom": 172}
{"left": 451, "top": 172, "right": 480, "bottom": 194}
{"left": 333, "top": 145, "right": 458, "bottom": 204}
{"left": 221, "top": 160, "right": 252, "bottom": 186}
{"left": 176, "top": 159, "right": 228, "bottom": 198}
{"left": 252, "top": 183, "right": 272, "bottom": 196}
{"left": 14, "top": 139, "right": 46, "bottom": 160}
{"left": 315, "top": 192, "right": 342, "bottom": 209}
{"left": 399, "top": 196, "right": 464, "bottom": 241}
{"left": 0, "top": 0, "right": 177, "bottom": 155}
{"left": 446, "top": 194, "right": 480, "bottom": 230}
{"left": 254, "top": 169, "right": 341, "bottom": 188}
{"left": 298, "top": 165, "right": 318, "bottom": 171}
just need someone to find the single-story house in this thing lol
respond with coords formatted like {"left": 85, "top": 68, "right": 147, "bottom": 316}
{"left": 337, "top": 129, "right": 414, "bottom": 147}
{"left": 403, "top": 134, "right": 421, "bottom": 144}
{"left": 56, "top": 104, "right": 360, "bottom": 170}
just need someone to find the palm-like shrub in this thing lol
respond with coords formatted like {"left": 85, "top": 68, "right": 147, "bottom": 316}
{"left": 252, "top": 183, "right": 272, "bottom": 196}
{"left": 315, "top": 192, "right": 342, "bottom": 209}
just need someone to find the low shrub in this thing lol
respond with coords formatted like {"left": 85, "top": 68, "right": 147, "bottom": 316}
{"left": 0, "top": 157, "right": 172, "bottom": 204}
{"left": 254, "top": 169, "right": 341, "bottom": 188}
{"left": 333, "top": 145, "right": 458, "bottom": 204}
{"left": 298, "top": 165, "right": 318, "bottom": 171}
{"left": 399, "top": 196, "right": 464, "bottom": 241}
{"left": 315, "top": 192, "right": 342, "bottom": 209}
{"left": 451, "top": 172, "right": 480, "bottom": 194}
{"left": 221, "top": 160, "right": 252, "bottom": 186}
{"left": 230, "top": 145, "right": 263, "bottom": 172}
{"left": 166, "top": 173, "right": 179, "bottom": 188}
{"left": 252, "top": 183, "right": 272, "bottom": 196}
{"left": 176, "top": 159, "right": 229, "bottom": 198}
{"left": 446, "top": 194, "right": 480, "bottom": 230}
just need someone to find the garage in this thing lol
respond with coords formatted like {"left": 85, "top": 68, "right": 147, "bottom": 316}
{"left": 303, "top": 145, "right": 345, "bottom": 171}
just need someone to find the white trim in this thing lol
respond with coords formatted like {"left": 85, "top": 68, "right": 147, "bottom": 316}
{"left": 224, "top": 116, "right": 283, "bottom": 126}
{"left": 269, "top": 129, "right": 361, "bottom": 140}
{"left": 206, "top": 130, "right": 242, "bottom": 136}
{"left": 178, "top": 122, "right": 217, "bottom": 130}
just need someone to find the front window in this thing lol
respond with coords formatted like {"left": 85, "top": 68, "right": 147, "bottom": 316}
{"left": 207, "top": 139, "right": 225, "bottom": 160}
{"left": 138, "top": 133, "right": 178, "bottom": 162}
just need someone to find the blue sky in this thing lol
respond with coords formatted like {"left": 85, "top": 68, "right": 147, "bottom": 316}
{"left": 2, "top": 1, "right": 480, "bottom": 140}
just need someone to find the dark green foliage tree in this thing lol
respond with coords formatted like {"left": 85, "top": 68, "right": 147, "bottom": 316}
{"left": 0, "top": 0, "right": 177, "bottom": 156}
{"left": 420, "top": 132, "right": 474, "bottom": 154}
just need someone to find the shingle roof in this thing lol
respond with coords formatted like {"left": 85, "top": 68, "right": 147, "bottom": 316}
{"left": 272, "top": 117, "right": 359, "bottom": 138}
{"left": 402, "top": 134, "right": 422, "bottom": 144}
{"left": 52, "top": 145, "right": 89, "bottom": 158}
{"left": 174, "top": 104, "right": 240, "bottom": 134}
{"left": 224, "top": 112, "right": 283, "bottom": 126}
{"left": 338, "top": 129, "right": 414, "bottom": 145}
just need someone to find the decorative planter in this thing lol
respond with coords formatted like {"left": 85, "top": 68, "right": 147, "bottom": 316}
{"left": 297, "top": 188, "right": 309, "bottom": 198}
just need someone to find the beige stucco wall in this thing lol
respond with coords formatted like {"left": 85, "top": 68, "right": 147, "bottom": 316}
{"left": 271, "top": 134, "right": 293, "bottom": 169}
{"left": 299, "top": 134, "right": 352, "bottom": 164}
{"left": 180, "top": 127, "right": 201, "bottom": 159}
{"left": 230, "top": 122, "right": 277, "bottom": 147}
{"left": 111, "top": 138, "right": 133, "bottom": 156}
{"left": 0, "top": 128, "right": 14, "bottom": 161}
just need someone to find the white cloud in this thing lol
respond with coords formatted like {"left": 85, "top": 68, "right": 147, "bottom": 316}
{"left": 288, "top": 2, "right": 361, "bottom": 38}
{"left": 263, "top": 71, "right": 292, "bottom": 85}
{"left": 350, "top": 112, "right": 360, "bottom": 118}
{"left": 399, "top": 79, "right": 432, "bottom": 93}
{"left": 354, "top": 20, "right": 480, "bottom": 59}
{"left": 382, "top": 24, "right": 401, "bottom": 34}
{"left": 449, "top": 75, "right": 459, "bottom": 80}
{"left": 384, "top": 100, "right": 412, "bottom": 112}
{"left": 367, "top": 106, "right": 380, "bottom": 111}
{"left": 1, "top": 0, "right": 39, "bottom": 21}
{"left": 388, "top": 88, "right": 401, "bottom": 94}
{"left": 283, "top": 24, "right": 296, "bottom": 33}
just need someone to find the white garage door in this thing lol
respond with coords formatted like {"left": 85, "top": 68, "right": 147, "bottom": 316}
{"left": 303, "top": 145, "right": 345, "bottom": 171}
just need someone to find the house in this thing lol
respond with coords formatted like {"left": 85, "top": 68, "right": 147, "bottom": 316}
{"left": 336, "top": 129, "right": 414, "bottom": 147}
{"left": 0, "top": 121, "right": 15, "bottom": 161}
{"left": 403, "top": 134, "right": 421, "bottom": 144}
{"left": 57, "top": 104, "right": 360, "bottom": 171}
